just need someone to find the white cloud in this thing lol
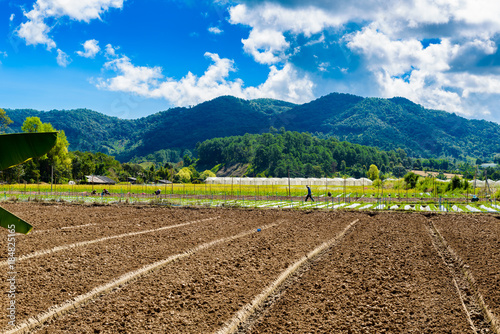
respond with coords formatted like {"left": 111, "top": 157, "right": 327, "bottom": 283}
{"left": 346, "top": 25, "right": 500, "bottom": 117}
{"left": 97, "top": 52, "right": 314, "bottom": 106}
{"left": 10, "top": 14, "right": 15, "bottom": 21}
{"left": 228, "top": 1, "right": 500, "bottom": 120}
{"left": 77, "top": 39, "right": 101, "bottom": 58}
{"left": 56, "top": 49, "right": 71, "bottom": 67}
{"left": 17, "top": 0, "right": 123, "bottom": 49}
{"left": 17, "top": 19, "right": 56, "bottom": 50}
{"left": 208, "top": 26, "right": 223, "bottom": 34}
{"left": 105, "top": 43, "right": 118, "bottom": 58}
{"left": 244, "top": 63, "right": 314, "bottom": 102}
{"left": 241, "top": 28, "right": 289, "bottom": 64}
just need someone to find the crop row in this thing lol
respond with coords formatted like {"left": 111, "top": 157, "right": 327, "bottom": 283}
{"left": 1, "top": 194, "right": 499, "bottom": 214}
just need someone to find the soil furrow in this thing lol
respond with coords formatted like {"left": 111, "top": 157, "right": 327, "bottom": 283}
{"left": 30, "top": 212, "right": 362, "bottom": 333}
{"left": 217, "top": 218, "right": 359, "bottom": 334}
{"left": 247, "top": 213, "right": 472, "bottom": 333}
{"left": 429, "top": 218, "right": 500, "bottom": 333}
{"left": 4, "top": 223, "right": 280, "bottom": 334}
{"left": 0, "top": 210, "right": 281, "bottom": 330}
{"left": 0, "top": 216, "right": 219, "bottom": 267}
{"left": 431, "top": 214, "right": 500, "bottom": 318}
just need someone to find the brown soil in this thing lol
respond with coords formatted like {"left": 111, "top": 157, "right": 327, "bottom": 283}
{"left": 249, "top": 212, "right": 472, "bottom": 333}
{"left": 0, "top": 203, "right": 498, "bottom": 333}
{"left": 432, "top": 214, "right": 500, "bottom": 317}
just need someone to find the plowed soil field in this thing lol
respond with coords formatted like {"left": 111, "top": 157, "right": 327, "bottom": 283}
{"left": 1, "top": 202, "right": 499, "bottom": 333}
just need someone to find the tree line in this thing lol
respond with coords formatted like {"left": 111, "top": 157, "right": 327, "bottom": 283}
{"left": 2, "top": 111, "right": 500, "bottom": 184}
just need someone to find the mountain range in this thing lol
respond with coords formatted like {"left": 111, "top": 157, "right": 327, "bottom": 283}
{"left": 5, "top": 93, "right": 500, "bottom": 162}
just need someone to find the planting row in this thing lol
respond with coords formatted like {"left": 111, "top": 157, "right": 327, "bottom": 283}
{"left": 1, "top": 204, "right": 499, "bottom": 333}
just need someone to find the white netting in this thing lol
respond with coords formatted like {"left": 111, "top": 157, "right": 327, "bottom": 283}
{"left": 204, "top": 177, "right": 374, "bottom": 186}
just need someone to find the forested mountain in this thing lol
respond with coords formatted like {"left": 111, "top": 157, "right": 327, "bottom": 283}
{"left": 5, "top": 93, "right": 500, "bottom": 162}
{"left": 282, "top": 95, "right": 500, "bottom": 159}
{"left": 6, "top": 108, "right": 137, "bottom": 154}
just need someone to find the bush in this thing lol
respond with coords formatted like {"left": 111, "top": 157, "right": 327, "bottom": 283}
{"left": 176, "top": 167, "right": 193, "bottom": 183}
{"left": 199, "top": 170, "right": 216, "bottom": 181}
{"left": 404, "top": 172, "right": 419, "bottom": 189}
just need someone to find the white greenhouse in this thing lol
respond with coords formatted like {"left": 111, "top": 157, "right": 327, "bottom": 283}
{"left": 204, "top": 177, "right": 373, "bottom": 186}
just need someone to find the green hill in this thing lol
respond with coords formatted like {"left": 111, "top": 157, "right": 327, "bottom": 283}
{"left": 4, "top": 93, "right": 500, "bottom": 161}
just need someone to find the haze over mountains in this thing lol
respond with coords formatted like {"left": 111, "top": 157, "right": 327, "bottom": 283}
{"left": 5, "top": 93, "right": 500, "bottom": 162}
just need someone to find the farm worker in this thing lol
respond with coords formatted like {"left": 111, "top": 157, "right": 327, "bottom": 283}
{"left": 154, "top": 189, "right": 161, "bottom": 196}
{"left": 305, "top": 185, "right": 314, "bottom": 202}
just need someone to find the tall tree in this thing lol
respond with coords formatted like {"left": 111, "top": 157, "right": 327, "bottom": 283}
{"left": 367, "top": 164, "right": 379, "bottom": 180}
{"left": 21, "top": 117, "right": 72, "bottom": 182}
{"left": 0, "top": 108, "right": 13, "bottom": 133}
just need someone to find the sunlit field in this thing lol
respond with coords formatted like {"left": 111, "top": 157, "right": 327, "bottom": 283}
{"left": 1, "top": 182, "right": 498, "bottom": 213}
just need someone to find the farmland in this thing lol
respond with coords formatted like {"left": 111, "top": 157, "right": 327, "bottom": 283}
{"left": 1, "top": 202, "right": 499, "bottom": 333}
{"left": 1, "top": 183, "right": 499, "bottom": 214}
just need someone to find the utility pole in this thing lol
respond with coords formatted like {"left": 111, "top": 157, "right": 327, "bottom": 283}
{"left": 51, "top": 165, "right": 54, "bottom": 192}
{"left": 288, "top": 169, "right": 291, "bottom": 198}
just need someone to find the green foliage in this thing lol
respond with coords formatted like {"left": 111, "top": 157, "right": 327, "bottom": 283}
{"left": 403, "top": 172, "right": 419, "bottom": 189}
{"left": 197, "top": 131, "right": 405, "bottom": 178}
{"left": 183, "top": 154, "right": 193, "bottom": 166}
{"left": 20, "top": 118, "right": 72, "bottom": 183}
{"left": 176, "top": 167, "right": 193, "bottom": 183}
{"left": 21, "top": 116, "right": 42, "bottom": 133}
{"left": 393, "top": 164, "right": 407, "bottom": 178}
{"left": 199, "top": 170, "right": 216, "bottom": 181}
{"left": 447, "top": 175, "right": 462, "bottom": 191}
{"left": 367, "top": 164, "right": 379, "bottom": 181}
{"left": 0, "top": 108, "right": 13, "bottom": 133}
{"left": 436, "top": 172, "right": 447, "bottom": 180}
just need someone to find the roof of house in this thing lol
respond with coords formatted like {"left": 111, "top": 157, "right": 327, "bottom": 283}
{"left": 85, "top": 175, "right": 116, "bottom": 184}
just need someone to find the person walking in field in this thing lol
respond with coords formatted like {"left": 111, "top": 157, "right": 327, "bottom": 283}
{"left": 305, "top": 185, "right": 314, "bottom": 202}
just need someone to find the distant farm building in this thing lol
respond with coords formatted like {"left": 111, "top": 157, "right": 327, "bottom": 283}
{"left": 85, "top": 175, "right": 116, "bottom": 185}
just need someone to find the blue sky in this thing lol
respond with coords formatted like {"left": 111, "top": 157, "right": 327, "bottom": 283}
{"left": 1, "top": 0, "right": 500, "bottom": 123}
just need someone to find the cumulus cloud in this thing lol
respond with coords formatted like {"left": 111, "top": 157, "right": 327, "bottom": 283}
{"left": 17, "top": 20, "right": 56, "bottom": 50}
{"left": 97, "top": 52, "right": 314, "bottom": 106}
{"left": 346, "top": 25, "right": 500, "bottom": 116}
{"left": 77, "top": 39, "right": 101, "bottom": 58}
{"left": 17, "top": 0, "right": 123, "bottom": 49}
{"left": 227, "top": 0, "right": 500, "bottom": 120}
{"left": 56, "top": 49, "right": 71, "bottom": 67}
{"left": 208, "top": 26, "right": 223, "bottom": 34}
{"left": 105, "top": 43, "right": 118, "bottom": 58}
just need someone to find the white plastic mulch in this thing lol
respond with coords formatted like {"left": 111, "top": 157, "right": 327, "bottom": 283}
{"left": 465, "top": 205, "right": 481, "bottom": 212}
{"left": 480, "top": 205, "right": 497, "bottom": 212}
